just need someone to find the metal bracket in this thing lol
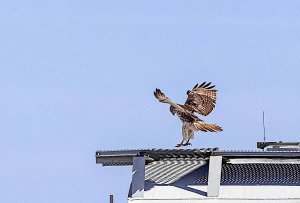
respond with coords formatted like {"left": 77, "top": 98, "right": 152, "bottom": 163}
{"left": 131, "top": 156, "right": 145, "bottom": 198}
{"left": 207, "top": 156, "right": 222, "bottom": 197}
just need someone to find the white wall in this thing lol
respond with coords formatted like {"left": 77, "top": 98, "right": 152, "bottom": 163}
{"left": 129, "top": 185, "right": 300, "bottom": 202}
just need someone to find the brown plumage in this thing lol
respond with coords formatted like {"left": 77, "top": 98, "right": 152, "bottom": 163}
{"left": 154, "top": 82, "right": 222, "bottom": 147}
{"left": 185, "top": 82, "right": 217, "bottom": 116}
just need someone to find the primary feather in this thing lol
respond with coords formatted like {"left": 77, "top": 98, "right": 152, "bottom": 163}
{"left": 184, "top": 82, "right": 217, "bottom": 116}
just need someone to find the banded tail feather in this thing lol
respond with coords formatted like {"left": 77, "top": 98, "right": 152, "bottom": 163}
{"left": 193, "top": 121, "right": 223, "bottom": 132}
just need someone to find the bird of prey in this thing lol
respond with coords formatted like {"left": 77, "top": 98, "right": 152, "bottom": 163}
{"left": 154, "top": 82, "right": 223, "bottom": 147}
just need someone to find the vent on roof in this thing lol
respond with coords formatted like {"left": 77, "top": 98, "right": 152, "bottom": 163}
{"left": 257, "top": 141, "right": 300, "bottom": 151}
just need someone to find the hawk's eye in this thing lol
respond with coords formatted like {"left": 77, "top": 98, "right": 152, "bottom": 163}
{"left": 187, "top": 90, "right": 191, "bottom": 95}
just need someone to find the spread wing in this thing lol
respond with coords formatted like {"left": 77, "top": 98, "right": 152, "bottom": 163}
{"left": 184, "top": 82, "right": 217, "bottom": 116}
{"left": 154, "top": 88, "right": 186, "bottom": 113}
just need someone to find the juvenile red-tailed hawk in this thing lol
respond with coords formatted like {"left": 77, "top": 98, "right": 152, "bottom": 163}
{"left": 154, "top": 82, "right": 223, "bottom": 147}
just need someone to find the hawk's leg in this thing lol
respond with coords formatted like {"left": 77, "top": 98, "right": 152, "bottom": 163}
{"left": 182, "top": 129, "right": 193, "bottom": 146}
{"left": 176, "top": 122, "right": 189, "bottom": 147}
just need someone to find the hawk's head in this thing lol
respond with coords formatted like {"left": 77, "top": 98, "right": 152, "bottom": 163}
{"left": 169, "top": 106, "right": 175, "bottom": 115}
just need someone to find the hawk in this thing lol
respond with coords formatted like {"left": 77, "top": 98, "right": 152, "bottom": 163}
{"left": 154, "top": 82, "right": 223, "bottom": 147}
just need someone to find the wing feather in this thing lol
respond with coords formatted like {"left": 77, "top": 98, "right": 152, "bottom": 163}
{"left": 184, "top": 82, "right": 218, "bottom": 116}
{"left": 154, "top": 88, "right": 186, "bottom": 112}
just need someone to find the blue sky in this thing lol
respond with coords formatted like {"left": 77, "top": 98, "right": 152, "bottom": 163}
{"left": 1, "top": 1, "right": 300, "bottom": 202}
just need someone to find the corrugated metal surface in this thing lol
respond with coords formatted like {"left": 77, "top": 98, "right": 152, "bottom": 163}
{"left": 96, "top": 148, "right": 218, "bottom": 166}
{"left": 141, "top": 148, "right": 219, "bottom": 159}
{"left": 96, "top": 148, "right": 300, "bottom": 166}
{"left": 145, "top": 159, "right": 206, "bottom": 184}
{"left": 102, "top": 161, "right": 133, "bottom": 166}
{"left": 96, "top": 148, "right": 218, "bottom": 157}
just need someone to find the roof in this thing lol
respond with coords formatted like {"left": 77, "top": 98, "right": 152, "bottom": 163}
{"left": 96, "top": 148, "right": 300, "bottom": 166}
{"left": 96, "top": 148, "right": 219, "bottom": 166}
{"left": 97, "top": 147, "right": 300, "bottom": 201}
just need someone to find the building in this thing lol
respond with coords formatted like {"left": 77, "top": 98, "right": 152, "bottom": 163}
{"left": 96, "top": 142, "right": 300, "bottom": 202}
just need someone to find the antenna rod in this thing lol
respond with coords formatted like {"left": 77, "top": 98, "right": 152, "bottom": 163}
{"left": 263, "top": 111, "right": 266, "bottom": 142}
{"left": 110, "top": 194, "right": 114, "bottom": 203}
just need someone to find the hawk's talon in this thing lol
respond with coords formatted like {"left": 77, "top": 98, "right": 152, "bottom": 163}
{"left": 182, "top": 142, "right": 192, "bottom": 146}
{"left": 175, "top": 144, "right": 183, "bottom": 147}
